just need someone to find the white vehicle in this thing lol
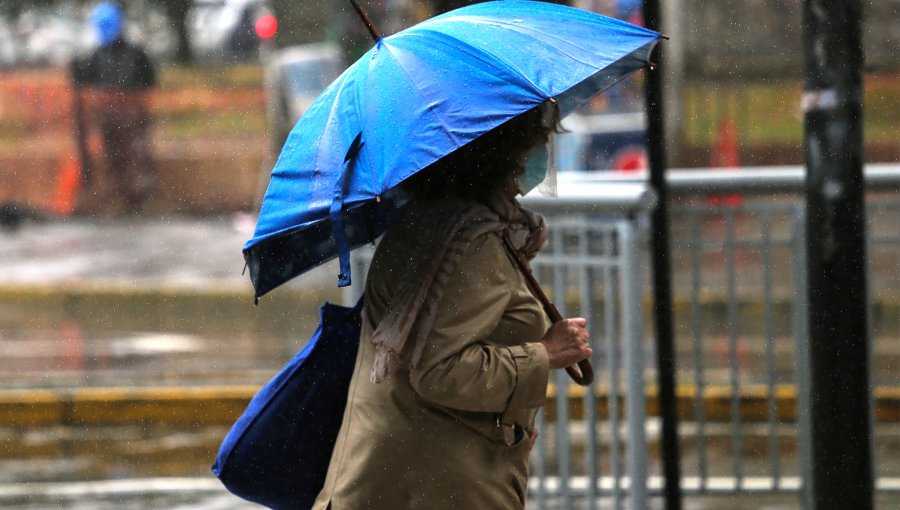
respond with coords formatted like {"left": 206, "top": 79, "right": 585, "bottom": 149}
{"left": 266, "top": 44, "right": 344, "bottom": 149}
{"left": 187, "top": 0, "right": 266, "bottom": 62}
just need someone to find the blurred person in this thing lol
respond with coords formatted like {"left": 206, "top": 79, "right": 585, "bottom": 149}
{"left": 71, "top": 1, "right": 156, "bottom": 214}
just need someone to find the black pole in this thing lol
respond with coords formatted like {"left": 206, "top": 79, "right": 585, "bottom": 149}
{"left": 802, "top": 1, "right": 873, "bottom": 508}
{"left": 69, "top": 59, "right": 92, "bottom": 189}
{"left": 642, "top": 1, "right": 682, "bottom": 509}
{"left": 71, "top": 84, "right": 91, "bottom": 189}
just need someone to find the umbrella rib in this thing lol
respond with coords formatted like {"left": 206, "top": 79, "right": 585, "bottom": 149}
{"left": 423, "top": 15, "right": 656, "bottom": 86}
{"left": 379, "top": 42, "right": 462, "bottom": 147}
{"left": 420, "top": 27, "right": 545, "bottom": 95}
{"left": 314, "top": 72, "right": 361, "bottom": 180}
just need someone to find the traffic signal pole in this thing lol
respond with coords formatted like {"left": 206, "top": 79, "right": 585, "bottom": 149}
{"left": 802, "top": 1, "right": 874, "bottom": 508}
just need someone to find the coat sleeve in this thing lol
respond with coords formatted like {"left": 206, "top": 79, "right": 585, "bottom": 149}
{"left": 408, "top": 234, "right": 550, "bottom": 416}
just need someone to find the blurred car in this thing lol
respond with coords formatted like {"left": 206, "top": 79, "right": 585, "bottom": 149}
{"left": 558, "top": 111, "right": 647, "bottom": 173}
{"left": 265, "top": 43, "right": 344, "bottom": 150}
{"left": 556, "top": 76, "right": 648, "bottom": 173}
{"left": 187, "top": 0, "right": 268, "bottom": 62}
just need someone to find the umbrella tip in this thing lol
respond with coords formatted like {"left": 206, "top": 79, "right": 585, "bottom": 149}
{"left": 350, "top": 0, "right": 381, "bottom": 42}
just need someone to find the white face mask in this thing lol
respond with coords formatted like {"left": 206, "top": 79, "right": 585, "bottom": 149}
{"left": 518, "top": 133, "right": 558, "bottom": 197}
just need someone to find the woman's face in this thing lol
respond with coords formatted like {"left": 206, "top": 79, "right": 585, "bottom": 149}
{"left": 504, "top": 156, "right": 528, "bottom": 198}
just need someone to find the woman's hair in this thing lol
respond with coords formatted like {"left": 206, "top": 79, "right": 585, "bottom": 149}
{"left": 400, "top": 102, "right": 561, "bottom": 204}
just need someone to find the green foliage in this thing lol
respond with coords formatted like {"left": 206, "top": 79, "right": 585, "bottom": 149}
{"left": 683, "top": 78, "right": 898, "bottom": 146}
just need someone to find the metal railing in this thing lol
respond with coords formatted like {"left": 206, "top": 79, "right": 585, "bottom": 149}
{"left": 348, "top": 164, "right": 900, "bottom": 509}
{"left": 570, "top": 163, "right": 900, "bottom": 506}
{"left": 525, "top": 186, "right": 654, "bottom": 510}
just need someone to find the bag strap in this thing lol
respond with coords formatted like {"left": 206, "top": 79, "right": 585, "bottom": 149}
{"left": 499, "top": 231, "right": 594, "bottom": 387}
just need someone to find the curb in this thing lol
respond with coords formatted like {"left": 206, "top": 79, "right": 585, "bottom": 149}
{"left": 4, "top": 285, "right": 899, "bottom": 340}
{"left": 0, "top": 386, "right": 257, "bottom": 427}
{"left": 2, "top": 384, "right": 897, "bottom": 427}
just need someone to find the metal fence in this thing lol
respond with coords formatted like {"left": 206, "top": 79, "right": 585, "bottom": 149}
{"left": 523, "top": 185, "right": 654, "bottom": 510}
{"left": 669, "top": 199, "right": 811, "bottom": 497}
{"left": 349, "top": 164, "right": 900, "bottom": 509}
{"left": 665, "top": 165, "right": 900, "bottom": 505}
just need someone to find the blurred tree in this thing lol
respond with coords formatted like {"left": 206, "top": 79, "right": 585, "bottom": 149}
{"left": 149, "top": 0, "right": 191, "bottom": 63}
{"left": 270, "top": 1, "right": 328, "bottom": 48}
{"left": 0, "top": 0, "right": 57, "bottom": 17}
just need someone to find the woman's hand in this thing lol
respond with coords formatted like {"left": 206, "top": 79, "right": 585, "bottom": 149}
{"left": 539, "top": 318, "right": 592, "bottom": 370}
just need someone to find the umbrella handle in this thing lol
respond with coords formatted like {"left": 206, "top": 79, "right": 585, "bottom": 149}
{"left": 566, "top": 359, "right": 594, "bottom": 387}
{"left": 500, "top": 233, "right": 595, "bottom": 387}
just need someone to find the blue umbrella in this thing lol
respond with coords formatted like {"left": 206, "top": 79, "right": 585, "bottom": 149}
{"left": 245, "top": 0, "right": 662, "bottom": 298}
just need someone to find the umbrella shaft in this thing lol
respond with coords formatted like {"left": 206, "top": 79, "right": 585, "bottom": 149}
{"left": 349, "top": 0, "right": 380, "bottom": 42}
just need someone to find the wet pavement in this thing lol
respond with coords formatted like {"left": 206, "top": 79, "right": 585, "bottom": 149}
{"left": 0, "top": 213, "right": 342, "bottom": 389}
{"left": 0, "top": 213, "right": 315, "bottom": 290}
{"left": 0, "top": 478, "right": 897, "bottom": 509}
{"left": 0, "top": 214, "right": 341, "bottom": 507}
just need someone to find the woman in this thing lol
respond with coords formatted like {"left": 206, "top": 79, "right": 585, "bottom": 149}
{"left": 313, "top": 103, "right": 593, "bottom": 509}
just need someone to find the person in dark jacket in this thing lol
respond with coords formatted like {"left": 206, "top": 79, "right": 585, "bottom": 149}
{"left": 71, "top": 1, "right": 156, "bottom": 213}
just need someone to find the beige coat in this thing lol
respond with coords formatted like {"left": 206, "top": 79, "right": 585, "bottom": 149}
{"left": 313, "top": 218, "right": 552, "bottom": 509}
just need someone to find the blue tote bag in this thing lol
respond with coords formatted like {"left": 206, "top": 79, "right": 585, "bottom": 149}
{"left": 212, "top": 298, "right": 362, "bottom": 509}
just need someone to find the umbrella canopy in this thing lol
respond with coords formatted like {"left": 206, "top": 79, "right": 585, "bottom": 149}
{"left": 245, "top": 0, "right": 662, "bottom": 298}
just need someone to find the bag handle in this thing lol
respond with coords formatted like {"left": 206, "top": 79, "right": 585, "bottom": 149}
{"left": 499, "top": 232, "right": 594, "bottom": 386}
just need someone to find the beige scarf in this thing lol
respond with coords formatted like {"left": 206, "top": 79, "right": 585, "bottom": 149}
{"left": 369, "top": 193, "right": 549, "bottom": 383}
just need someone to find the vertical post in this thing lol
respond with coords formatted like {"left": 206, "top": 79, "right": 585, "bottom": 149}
{"left": 620, "top": 220, "right": 648, "bottom": 510}
{"left": 760, "top": 211, "right": 782, "bottom": 490}
{"left": 552, "top": 228, "right": 572, "bottom": 510}
{"left": 688, "top": 212, "right": 708, "bottom": 491}
{"left": 802, "top": 1, "right": 873, "bottom": 509}
{"left": 724, "top": 211, "right": 745, "bottom": 487}
{"left": 604, "top": 231, "right": 624, "bottom": 509}
{"left": 642, "top": 1, "right": 682, "bottom": 509}
{"left": 577, "top": 227, "right": 599, "bottom": 509}
{"left": 791, "top": 206, "right": 813, "bottom": 509}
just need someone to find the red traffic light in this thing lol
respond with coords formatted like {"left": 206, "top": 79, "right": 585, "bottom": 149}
{"left": 255, "top": 14, "right": 278, "bottom": 39}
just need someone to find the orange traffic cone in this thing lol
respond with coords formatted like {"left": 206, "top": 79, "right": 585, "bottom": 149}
{"left": 51, "top": 154, "right": 82, "bottom": 216}
{"left": 707, "top": 118, "right": 743, "bottom": 207}
{"left": 710, "top": 118, "right": 740, "bottom": 169}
